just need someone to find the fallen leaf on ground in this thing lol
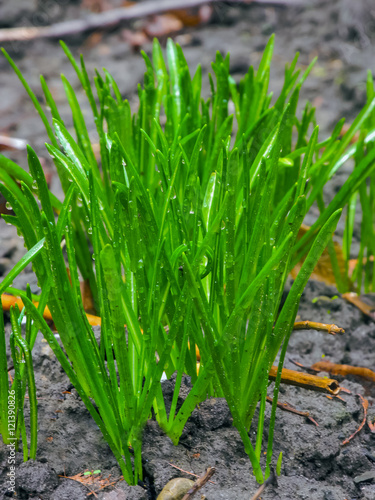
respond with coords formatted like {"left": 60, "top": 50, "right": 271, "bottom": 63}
{"left": 170, "top": 5, "right": 213, "bottom": 26}
{"left": 59, "top": 470, "right": 119, "bottom": 497}
{"left": 291, "top": 224, "right": 350, "bottom": 288}
{"left": 342, "top": 292, "right": 375, "bottom": 321}
{"left": 144, "top": 14, "right": 184, "bottom": 38}
{"left": 121, "top": 28, "right": 149, "bottom": 49}
{"left": 66, "top": 268, "right": 96, "bottom": 314}
{"left": 348, "top": 256, "right": 374, "bottom": 276}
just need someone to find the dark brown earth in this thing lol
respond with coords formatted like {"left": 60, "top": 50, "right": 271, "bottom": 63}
{"left": 0, "top": 1, "right": 375, "bottom": 498}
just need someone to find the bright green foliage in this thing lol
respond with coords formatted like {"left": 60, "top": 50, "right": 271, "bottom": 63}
{"left": 0, "top": 36, "right": 374, "bottom": 484}
{"left": 0, "top": 280, "right": 38, "bottom": 460}
{"left": 276, "top": 452, "right": 283, "bottom": 476}
{"left": 340, "top": 71, "right": 375, "bottom": 292}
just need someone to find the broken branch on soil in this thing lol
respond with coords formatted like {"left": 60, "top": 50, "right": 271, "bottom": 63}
{"left": 181, "top": 467, "right": 215, "bottom": 500}
{"left": 311, "top": 360, "right": 375, "bottom": 383}
{"left": 341, "top": 394, "right": 369, "bottom": 446}
{"left": 266, "top": 396, "right": 319, "bottom": 426}
{"left": 268, "top": 366, "right": 341, "bottom": 395}
{"left": 325, "top": 394, "right": 347, "bottom": 403}
{"left": 1, "top": 293, "right": 100, "bottom": 326}
{"left": 0, "top": 0, "right": 305, "bottom": 42}
{"left": 250, "top": 469, "right": 278, "bottom": 500}
{"left": 293, "top": 321, "right": 344, "bottom": 335}
{"left": 289, "top": 358, "right": 321, "bottom": 375}
{"left": 168, "top": 463, "right": 216, "bottom": 484}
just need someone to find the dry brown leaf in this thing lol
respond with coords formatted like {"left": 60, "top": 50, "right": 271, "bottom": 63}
{"left": 80, "top": 278, "right": 96, "bottom": 315}
{"left": 291, "top": 224, "right": 347, "bottom": 287}
{"left": 170, "top": 5, "right": 213, "bottom": 26}
{"left": 144, "top": 14, "right": 183, "bottom": 38}
{"left": 121, "top": 28, "right": 149, "bottom": 49}
{"left": 66, "top": 269, "right": 96, "bottom": 315}
{"left": 342, "top": 292, "right": 375, "bottom": 321}
{"left": 82, "top": 31, "right": 104, "bottom": 49}
{"left": 266, "top": 396, "right": 319, "bottom": 426}
{"left": 348, "top": 255, "right": 374, "bottom": 277}
{"left": 59, "top": 470, "right": 119, "bottom": 497}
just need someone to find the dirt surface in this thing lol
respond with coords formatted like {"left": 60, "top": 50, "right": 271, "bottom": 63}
{"left": 1, "top": 0, "right": 375, "bottom": 499}
{"left": 0, "top": 281, "right": 374, "bottom": 499}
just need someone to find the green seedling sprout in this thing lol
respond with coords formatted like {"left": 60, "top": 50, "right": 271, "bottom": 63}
{"left": 276, "top": 452, "right": 283, "bottom": 476}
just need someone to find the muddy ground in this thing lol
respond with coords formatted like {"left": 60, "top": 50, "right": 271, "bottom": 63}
{"left": 0, "top": 0, "right": 375, "bottom": 498}
{"left": 0, "top": 280, "right": 374, "bottom": 500}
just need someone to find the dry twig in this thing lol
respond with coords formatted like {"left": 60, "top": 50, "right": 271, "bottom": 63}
{"left": 268, "top": 366, "right": 341, "bottom": 395}
{"left": 293, "top": 320, "right": 344, "bottom": 335}
{"left": 266, "top": 396, "right": 319, "bottom": 426}
{"left": 250, "top": 469, "right": 278, "bottom": 500}
{"left": 168, "top": 463, "right": 215, "bottom": 484}
{"left": 311, "top": 360, "right": 375, "bottom": 383}
{"left": 181, "top": 467, "right": 215, "bottom": 500}
{"left": 58, "top": 470, "right": 118, "bottom": 497}
{"left": 341, "top": 394, "right": 368, "bottom": 445}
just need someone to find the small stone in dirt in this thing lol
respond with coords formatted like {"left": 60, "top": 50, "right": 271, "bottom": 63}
{"left": 102, "top": 489, "right": 127, "bottom": 500}
{"left": 157, "top": 478, "right": 195, "bottom": 500}
{"left": 337, "top": 446, "right": 370, "bottom": 475}
{"left": 353, "top": 470, "right": 375, "bottom": 484}
{"left": 52, "top": 480, "right": 87, "bottom": 500}
{"left": 16, "top": 459, "right": 58, "bottom": 496}
{"left": 192, "top": 398, "right": 232, "bottom": 430}
{"left": 111, "top": 482, "right": 149, "bottom": 499}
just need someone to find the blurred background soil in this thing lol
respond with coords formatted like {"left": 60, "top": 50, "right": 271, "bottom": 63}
{"left": 1, "top": 0, "right": 375, "bottom": 166}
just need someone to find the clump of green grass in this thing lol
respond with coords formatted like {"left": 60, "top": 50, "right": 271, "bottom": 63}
{"left": 0, "top": 284, "right": 37, "bottom": 461}
{"left": 340, "top": 72, "right": 375, "bottom": 293}
{"left": 0, "top": 36, "right": 374, "bottom": 485}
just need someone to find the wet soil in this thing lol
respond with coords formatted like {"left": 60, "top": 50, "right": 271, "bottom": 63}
{"left": 0, "top": 280, "right": 374, "bottom": 499}
{"left": 1, "top": 0, "right": 375, "bottom": 498}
